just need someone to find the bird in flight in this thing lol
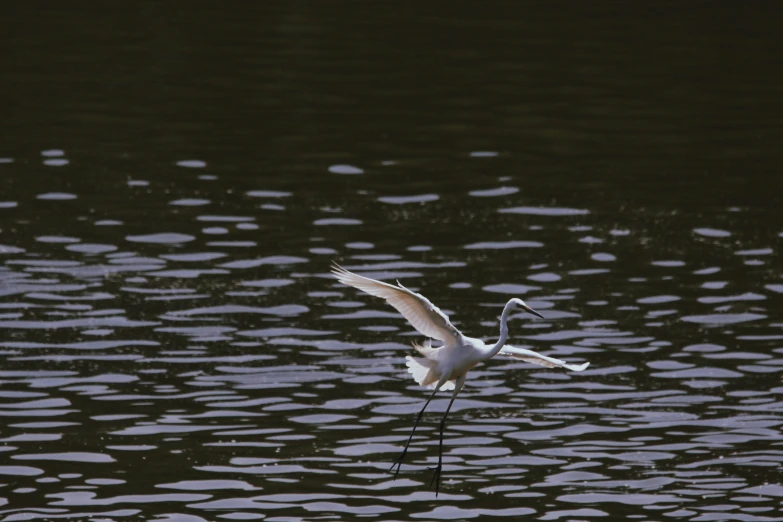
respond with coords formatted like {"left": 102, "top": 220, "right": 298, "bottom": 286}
{"left": 331, "top": 263, "right": 589, "bottom": 496}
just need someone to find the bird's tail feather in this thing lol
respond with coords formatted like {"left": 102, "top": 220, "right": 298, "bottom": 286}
{"left": 405, "top": 356, "right": 455, "bottom": 391}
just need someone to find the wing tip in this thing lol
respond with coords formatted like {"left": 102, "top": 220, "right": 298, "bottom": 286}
{"left": 569, "top": 362, "right": 590, "bottom": 372}
{"left": 330, "top": 261, "right": 351, "bottom": 281}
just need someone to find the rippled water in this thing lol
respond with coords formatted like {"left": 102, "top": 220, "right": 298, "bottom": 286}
{"left": 2, "top": 155, "right": 782, "bottom": 520}
{"left": 3, "top": 3, "right": 783, "bottom": 521}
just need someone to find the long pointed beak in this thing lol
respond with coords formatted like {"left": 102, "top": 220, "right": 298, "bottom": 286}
{"left": 523, "top": 304, "right": 544, "bottom": 319}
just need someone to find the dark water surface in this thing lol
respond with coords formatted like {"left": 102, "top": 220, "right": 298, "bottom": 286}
{"left": 2, "top": 3, "right": 783, "bottom": 521}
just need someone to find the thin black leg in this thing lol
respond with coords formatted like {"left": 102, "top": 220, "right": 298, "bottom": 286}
{"left": 389, "top": 386, "right": 439, "bottom": 478}
{"left": 428, "top": 393, "right": 457, "bottom": 497}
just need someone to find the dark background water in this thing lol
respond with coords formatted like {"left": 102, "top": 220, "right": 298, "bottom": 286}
{"left": 2, "top": 3, "right": 783, "bottom": 521}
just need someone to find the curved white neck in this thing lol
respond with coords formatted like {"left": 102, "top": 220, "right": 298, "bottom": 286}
{"left": 487, "top": 299, "right": 517, "bottom": 358}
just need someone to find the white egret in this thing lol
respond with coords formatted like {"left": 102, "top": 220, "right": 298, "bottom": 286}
{"left": 331, "top": 263, "right": 589, "bottom": 495}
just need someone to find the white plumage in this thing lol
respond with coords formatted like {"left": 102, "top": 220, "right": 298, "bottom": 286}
{"left": 331, "top": 262, "right": 589, "bottom": 496}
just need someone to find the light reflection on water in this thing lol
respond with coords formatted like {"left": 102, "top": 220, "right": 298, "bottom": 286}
{"left": 0, "top": 150, "right": 781, "bottom": 521}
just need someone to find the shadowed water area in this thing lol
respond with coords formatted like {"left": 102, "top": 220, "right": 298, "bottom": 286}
{"left": 2, "top": 3, "right": 783, "bottom": 521}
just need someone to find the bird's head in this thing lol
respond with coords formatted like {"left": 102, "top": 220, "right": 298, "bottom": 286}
{"left": 511, "top": 298, "right": 544, "bottom": 319}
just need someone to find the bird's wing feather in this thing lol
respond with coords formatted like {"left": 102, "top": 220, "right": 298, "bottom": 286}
{"left": 412, "top": 340, "right": 437, "bottom": 358}
{"left": 331, "top": 263, "right": 461, "bottom": 344}
{"left": 497, "top": 345, "right": 589, "bottom": 372}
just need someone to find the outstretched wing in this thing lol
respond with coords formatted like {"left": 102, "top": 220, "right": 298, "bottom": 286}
{"left": 331, "top": 263, "right": 462, "bottom": 345}
{"left": 497, "top": 345, "right": 589, "bottom": 372}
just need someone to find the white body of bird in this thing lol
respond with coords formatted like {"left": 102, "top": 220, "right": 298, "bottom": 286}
{"left": 330, "top": 262, "right": 589, "bottom": 495}
{"left": 407, "top": 338, "right": 483, "bottom": 391}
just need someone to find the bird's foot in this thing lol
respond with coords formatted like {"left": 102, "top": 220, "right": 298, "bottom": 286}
{"left": 389, "top": 451, "right": 407, "bottom": 479}
{"left": 427, "top": 464, "right": 442, "bottom": 497}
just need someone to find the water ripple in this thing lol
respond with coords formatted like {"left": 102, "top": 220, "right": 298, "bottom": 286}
{"left": 2, "top": 112, "right": 782, "bottom": 522}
